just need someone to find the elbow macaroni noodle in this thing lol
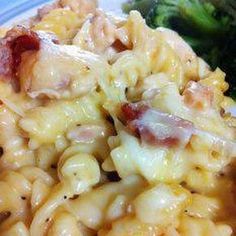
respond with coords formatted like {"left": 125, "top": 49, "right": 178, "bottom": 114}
{"left": 0, "top": 1, "right": 236, "bottom": 235}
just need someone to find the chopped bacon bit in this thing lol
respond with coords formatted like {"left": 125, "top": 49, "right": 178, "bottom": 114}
{"left": 220, "top": 108, "right": 225, "bottom": 117}
{"left": 0, "top": 211, "right": 11, "bottom": 223}
{"left": 11, "top": 34, "right": 40, "bottom": 73}
{"left": 121, "top": 103, "right": 194, "bottom": 148}
{"left": 112, "top": 40, "right": 128, "bottom": 53}
{"left": 139, "top": 126, "right": 180, "bottom": 147}
{"left": 0, "top": 26, "right": 40, "bottom": 86}
{"left": 121, "top": 103, "right": 149, "bottom": 122}
{"left": 183, "top": 81, "right": 213, "bottom": 111}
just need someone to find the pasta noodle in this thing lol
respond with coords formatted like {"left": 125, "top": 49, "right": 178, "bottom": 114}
{"left": 65, "top": 175, "right": 147, "bottom": 230}
{"left": 0, "top": 0, "right": 236, "bottom": 235}
{"left": 0, "top": 105, "right": 35, "bottom": 170}
{"left": 19, "top": 92, "right": 104, "bottom": 147}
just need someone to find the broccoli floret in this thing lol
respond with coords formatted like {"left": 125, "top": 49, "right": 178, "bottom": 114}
{"left": 146, "top": 0, "right": 180, "bottom": 29}
{"left": 210, "top": 0, "right": 236, "bottom": 25}
{"left": 146, "top": 0, "right": 230, "bottom": 36}
{"left": 122, "top": 0, "right": 157, "bottom": 17}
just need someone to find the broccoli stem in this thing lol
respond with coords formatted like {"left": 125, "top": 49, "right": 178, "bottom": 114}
{"left": 179, "top": 0, "right": 229, "bottom": 35}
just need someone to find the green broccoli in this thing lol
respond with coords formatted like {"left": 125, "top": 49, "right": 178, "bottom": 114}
{"left": 146, "top": 0, "right": 230, "bottom": 35}
{"left": 122, "top": 0, "right": 157, "bottom": 17}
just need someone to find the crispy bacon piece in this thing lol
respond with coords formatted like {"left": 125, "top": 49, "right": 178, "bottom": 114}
{"left": 121, "top": 103, "right": 149, "bottom": 122}
{"left": 0, "top": 211, "right": 11, "bottom": 224}
{"left": 121, "top": 103, "right": 194, "bottom": 148}
{"left": 183, "top": 81, "right": 213, "bottom": 111}
{"left": 0, "top": 26, "right": 40, "bottom": 84}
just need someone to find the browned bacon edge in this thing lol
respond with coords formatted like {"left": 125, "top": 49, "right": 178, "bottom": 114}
{"left": 121, "top": 103, "right": 149, "bottom": 122}
{"left": 121, "top": 103, "right": 194, "bottom": 148}
{"left": 0, "top": 26, "right": 40, "bottom": 90}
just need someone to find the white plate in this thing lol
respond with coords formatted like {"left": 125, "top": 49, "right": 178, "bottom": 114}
{"left": 0, "top": 0, "right": 126, "bottom": 26}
